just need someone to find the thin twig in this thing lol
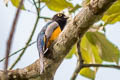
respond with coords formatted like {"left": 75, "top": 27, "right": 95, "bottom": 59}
{"left": 70, "top": 40, "right": 83, "bottom": 80}
{"left": 9, "top": 17, "right": 39, "bottom": 70}
{"left": 39, "top": 16, "right": 51, "bottom": 19}
{"left": 38, "top": 0, "right": 40, "bottom": 9}
{"left": 77, "top": 40, "right": 83, "bottom": 64}
{"left": 3, "top": 0, "right": 24, "bottom": 79}
{"left": 83, "top": 64, "right": 120, "bottom": 69}
{"left": 9, "top": 0, "right": 41, "bottom": 70}
{"left": 0, "top": 41, "right": 36, "bottom": 62}
{"left": 33, "top": 0, "right": 39, "bottom": 16}
{"left": 32, "top": 0, "right": 38, "bottom": 10}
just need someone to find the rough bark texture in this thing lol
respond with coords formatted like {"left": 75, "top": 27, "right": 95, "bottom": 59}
{"left": 0, "top": 0, "right": 116, "bottom": 80}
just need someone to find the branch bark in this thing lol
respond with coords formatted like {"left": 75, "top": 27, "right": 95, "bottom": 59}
{"left": 0, "top": 0, "right": 117, "bottom": 80}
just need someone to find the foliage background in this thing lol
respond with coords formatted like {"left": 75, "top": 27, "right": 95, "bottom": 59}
{"left": 0, "top": 0, "right": 120, "bottom": 80}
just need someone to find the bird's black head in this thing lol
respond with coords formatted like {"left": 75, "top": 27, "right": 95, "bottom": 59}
{"left": 52, "top": 13, "right": 68, "bottom": 30}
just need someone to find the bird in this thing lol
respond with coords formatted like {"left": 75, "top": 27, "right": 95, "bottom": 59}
{"left": 37, "top": 13, "right": 68, "bottom": 73}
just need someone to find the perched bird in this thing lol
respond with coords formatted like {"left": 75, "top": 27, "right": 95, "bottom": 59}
{"left": 37, "top": 13, "right": 68, "bottom": 73}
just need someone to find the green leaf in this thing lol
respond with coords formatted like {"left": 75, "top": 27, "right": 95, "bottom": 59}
{"left": 11, "top": 0, "right": 25, "bottom": 10}
{"left": 66, "top": 32, "right": 119, "bottom": 79}
{"left": 41, "top": 0, "right": 73, "bottom": 12}
{"left": 102, "top": 0, "right": 120, "bottom": 24}
{"left": 104, "top": 0, "right": 120, "bottom": 15}
{"left": 66, "top": 44, "right": 76, "bottom": 59}
{"left": 81, "top": 35, "right": 102, "bottom": 64}
{"left": 80, "top": 34, "right": 102, "bottom": 79}
{"left": 102, "top": 13, "right": 120, "bottom": 25}
{"left": 86, "top": 32, "right": 120, "bottom": 64}
{"left": 80, "top": 68, "right": 95, "bottom": 80}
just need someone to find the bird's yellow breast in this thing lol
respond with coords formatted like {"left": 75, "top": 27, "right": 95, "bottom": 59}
{"left": 47, "top": 26, "right": 61, "bottom": 47}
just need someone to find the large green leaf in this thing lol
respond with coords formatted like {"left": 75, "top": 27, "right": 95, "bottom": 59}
{"left": 81, "top": 34, "right": 102, "bottom": 64}
{"left": 41, "top": 0, "right": 73, "bottom": 12}
{"left": 102, "top": 0, "right": 120, "bottom": 24}
{"left": 79, "top": 34, "right": 102, "bottom": 79}
{"left": 102, "top": 13, "right": 120, "bottom": 25}
{"left": 66, "top": 32, "right": 119, "bottom": 79}
{"left": 86, "top": 32, "right": 120, "bottom": 64}
{"left": 11, "top": 0, "right": 25, "bottom": 10}
{"left": 80, "top": 68, "right": 95, "bottom": 80}
{"left": 104, "top": 0, "right": 120, "bottom": 15}
{"left": 79, "top": 32, "right": 120, "bottom": 79}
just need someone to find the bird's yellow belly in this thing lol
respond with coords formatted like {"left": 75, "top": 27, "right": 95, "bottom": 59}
{"left": 47, "top": 27, "right": 61, "bottom": 47}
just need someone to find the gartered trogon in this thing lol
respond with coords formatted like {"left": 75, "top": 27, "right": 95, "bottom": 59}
{"left": 37, "top": 13, "right": 68, "bottom": 73}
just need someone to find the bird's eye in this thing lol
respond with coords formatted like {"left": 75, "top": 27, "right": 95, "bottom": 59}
{"left": 57, "top": 13, "right": 62, "bottom": 17}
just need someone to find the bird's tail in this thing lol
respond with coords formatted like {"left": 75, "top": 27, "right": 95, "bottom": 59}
{"left": 39, "top": 53, "right": 44, "bottom": 74}
{"left": 39, "top": 48, "right": 48, "bottom": 74}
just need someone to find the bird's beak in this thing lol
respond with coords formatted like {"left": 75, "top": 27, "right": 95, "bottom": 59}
{"left": 64, "top": 16, "right": 69, "bottom": 19}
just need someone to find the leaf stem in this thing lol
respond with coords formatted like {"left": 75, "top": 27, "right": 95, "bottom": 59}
{"left": 83, "top": 64, "right": 120, "bottom": 69}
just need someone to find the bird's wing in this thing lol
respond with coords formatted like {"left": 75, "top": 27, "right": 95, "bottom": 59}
{"left": 37, "top": 32, "right": 45, "bottom": 56}
{"left": 45, "top": 21, "right": 59, "bottom": 48}
{"left": 37, "top": 21, "right": 53, "bottom": 55}
{"left": 37, "top": 33, "right": 45, "bottom": 73}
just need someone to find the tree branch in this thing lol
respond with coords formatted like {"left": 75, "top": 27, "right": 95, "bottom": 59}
{"left": 3, "top": 0, "right": 24, "bottom": 79}
{"left": 0, "top": 0, "right": 117, "bottom": 80}
{"left": 70, "top": 40, "right": 83, "bottom": 80}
